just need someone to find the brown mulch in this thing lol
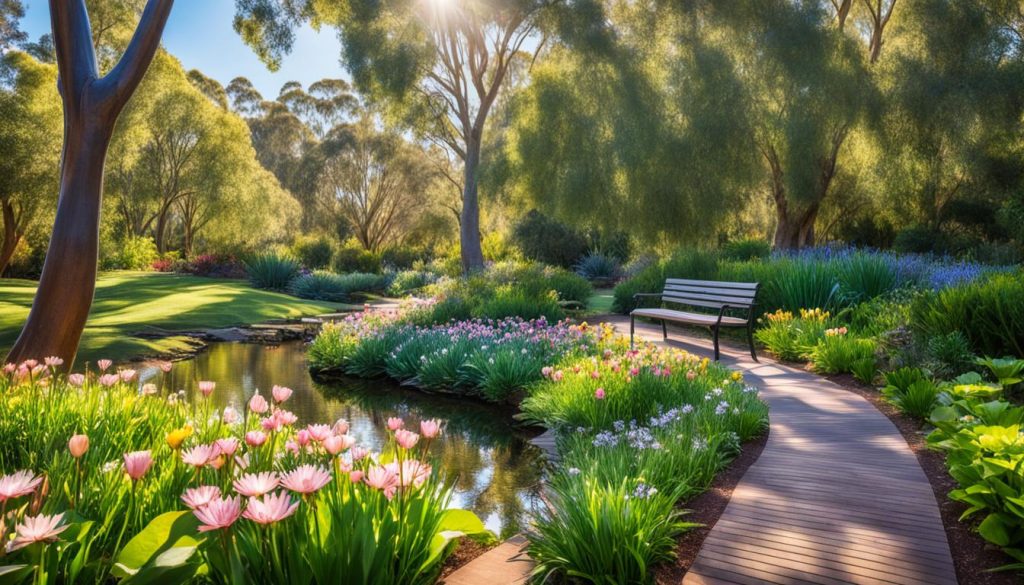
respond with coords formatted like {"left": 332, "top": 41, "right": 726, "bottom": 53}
{"left": 653, "top": 430, "right": 771, "bottom": 584}
{"left": 439, "top": 538, "right": 497, "bottom": 578}
{"left": 824, "top": 372, "right": 1018, "bottom": 585}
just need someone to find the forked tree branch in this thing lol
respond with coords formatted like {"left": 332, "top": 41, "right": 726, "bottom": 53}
{"left": 94, "top": 0, "right": 175, "bottom": 110}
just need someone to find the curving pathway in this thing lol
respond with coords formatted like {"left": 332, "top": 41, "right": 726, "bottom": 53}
{"left": 614, "top": 317, "right": 958, "bottom": 585}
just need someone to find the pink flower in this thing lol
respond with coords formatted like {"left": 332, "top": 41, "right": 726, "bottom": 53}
{"left": 552, "top": 371, "right": 564, "bottom": 382}
{"left": 222, "top": 406, "right": 240, "bottom": 425}
{"left": 295, "top": 429, "right": 312, "bottom": 447}
{"left": 181, "top": 486, "right": 222, "bottom": 509}
{"left": 214, "top": 438, "right": 239, "bottom": 457}
{"left": 0, "top": 470, "right": 43, "bottom": 502}
{"left": 284, "top": 440, "right": 300, "bottom": 455}
{"left": 119, "top": 369, "right": 137, "bottom": 382}
{"left": 686, "top": 370, "right": 696, "bottom": 381}
{"left": 280, "top": 465, "right": 331, "bottom": 495}
{"left": 306, "top": 424, "right": 332, "bottom": 442}
{"left": 99, "top": 374, "right": 120, "bottom": 387}
{"left": 123, "top": 451, "right": 153, "bottom": 481}
{"left": 541, "top": 366, "right": 553, "bottom": 378}
{"left": 141, "top": 383, "right": 158, "bottom": 396}
{"left": 350, "top": 446, "right": 369, "bottom": 461}
{"left": 323, "top": 434, "right": 355, "bottom": 455}
{"left": 261, "top": 416, "right": 281, "bottom": 432}
{"left": 386, "top": 460, "right": 432, "bottom": 488}
{"left": 363, "top": 466, "right": 398, "bottom": 498}
{"left": 591, "top": 371, "right": 600, "bottom": 379}
{"left": 349, "top": 470, "right": 364, "bottom": 484}
{"left": 248, "top": 392, "right": 269, "bottom": 414}
{"left": 22, "top": 359, "right": 38, "bottom": 369}
{"left": 68, "top": 435, "right": 89, "bottom": 458}
{"left": 7, "top": 513, "right": 68, "bottom": 551}
{"left": 97, "top": 359, "right": 112, "bottom": 372}
{"left": 245, "top": 431, "right": 268, "bottom": 447}
{"left": 420, "top": 419, "right": 442, "bottom": 439}
{"left": 181, "top": 444, "right": 219, "bottom": 468}
{"left": 276, "top": 410, "right": 298, "bottom": 426}
{"left": 242, "top": 492, "right": 299, "bottom": 525}
{"left": 387, "top": 417, "right": 404, "bottom": 431}
{"left": 68, "top": 373, "right": 85, "bottom": 387}
{"left": 198, "top": 381, "right": 215, "bottom": 397}
{"left": 44, "top": 356, "right": 63, "bottom": 367}
{"left": 271, "top": 385, "right": 292, "bottom": 403}
{"left": 630, "top": 367, "right": 640, "bottom": 377}
{"left": 332, "top": 418, "right": 350, "bottom": 435}
{"left": 233, "top": 472, "right": 279, "bottom": 497}
{"left": 395, "top": 429, "right": 419, "bottom": 450}
{"left": 594, "top": 387, "right": 606, "bottom": 400}
{"left": 193, "top": 496, "right": 242, "bottom": 532}
{"left": 3, "top": 363, "right": 16, "bottom": 375}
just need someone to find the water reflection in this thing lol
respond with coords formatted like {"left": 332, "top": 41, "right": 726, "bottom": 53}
{"left": 141, "top": 341, "right": 545, "bottom": 537}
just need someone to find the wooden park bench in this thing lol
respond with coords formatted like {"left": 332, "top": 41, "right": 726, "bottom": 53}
{"left": 631, "top": 278, "right": 759, "bottom": 361}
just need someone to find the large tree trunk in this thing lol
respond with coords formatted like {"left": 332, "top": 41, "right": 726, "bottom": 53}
{"left": 0, "top": 199, "right": 21, "bottom": 276}
{"left": 774, "top": 203, "right": 820, "bottom": 250}
{"left": 460, "top": 138, "right": 485, "bottom": 274}
{"left": 6, "top": 0, "right": 173, "bottom": 368}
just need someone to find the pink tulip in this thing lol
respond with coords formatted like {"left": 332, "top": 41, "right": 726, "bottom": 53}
{"left": 242, "top": 492, "right": 299, "bottom": 525}
{"left": 271, "top": 385, "right": 292, "bottom": 403}
{"left": 99, "top": 374, "right": 120, "bottom": 387}
{"left": 214, "top": 438, "right": 239, "bottom": 457}
{"left": 198, "top": 381, "right": 215, "bottom": 397}
{"left": 349, "top": 470, "right": 364, "bottom": 484}
{"left": 296, "top": 430, "right": 312, "bottom": 447}
{"left": 553, "top": 371, "right": 564, "bottom": 382}
{"left": 248, "top": 392, "right": 269, "bottom": 414}
{"left": 2, "top": 363, "right": 16, "bottom": 375}
{"left": 68, "top": 435, "right": 89, "bottom": 458}
{"left": 387, "top": 417, "right": 404, "bottom": 431}
{"left": 44, "top": 356, "right": 63, "bottom": 367}
{"left": 364, "top": 466, "right": 399, "bottom": 499}
{"left": 7, "top": 513, "right": 68, "bottom": 551}
{"left": 541, "top": 366, "right": 553, "bottom": 378}
{"left": 68, "top": 373, "right": 85, "bottom": 387}
{"left": 332, "top": 418, "right": 350, "bottom": 435}
{"left": 245, "top": 431, "right": 268, "bottom": 447}
{"left": 306, "top": 424, "right": 332, "bottom": 442}
{"left": 123, "top": 451, "right": 153, "bottom": 481}
{"left": 630, "top": 367, "right": 640, "bottom": 377}
{"left": 594, "top": 387, "right": 606, "bottom": 400}
{"left": 233, "top": 472, "right": 279, "bottom": 497}
{"left": 323, "top": 434, "right": 355, "bottom": 455}
{"left": 350, "top": 446, "right": 369, "bottom": 461}
{"left": 280, "top": 465, "right": 331, "bottom": 494}
{"left": 97, "top": 359, "right": 112, "bottom": 372}
{"left": 181, "top": 486, "right": 222, "bottom": 509}
{"left": 193, "top": 496, "right": 242, "bottom": 532}
{"left": 0, "top": 470, "right": 43, "bottom": 502}
{"left": 284, "top": 440, "right": 300, "bottom": 455}
{"left": 21, "top": 359, "right": 37, "bottom": 369}
{"left": 119, "top": 369, "right": 137, "bottom": 382}
{"left": 277, "top": 410, "right": 298, "bottom": 426}
{"left": 222, "top": 406, "right": 240, "bottom": 425}
{"left": 395, "top": 429, "right": 419, "bottom": 450}
{"left": 386, "top": 460, "right": 432, "bottom": 488}
{"left": 420, "top": 419, "right": 442, "bottom": 439}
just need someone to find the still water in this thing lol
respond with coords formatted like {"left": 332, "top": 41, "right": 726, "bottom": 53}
{"left": 140, "top": 341, "right": 545, "bottom": 538}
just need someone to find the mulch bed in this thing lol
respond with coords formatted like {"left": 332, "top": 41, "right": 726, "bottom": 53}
{"left": 654, "top": 430, "right": 771, "bottom": 584}
{"left": 824, "top": 372, "right": 1018, "bottom": 585}
{"left": 440, "top": 538, "right": 497, "bottom": 578}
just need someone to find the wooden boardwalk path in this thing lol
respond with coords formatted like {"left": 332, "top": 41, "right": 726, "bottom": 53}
{"left": 611, "top": 317, "right": 957, "bottom": 585}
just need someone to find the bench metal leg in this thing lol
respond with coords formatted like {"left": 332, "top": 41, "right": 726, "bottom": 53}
{"left": 661, "top": 320, "right": 667, "bottom": 341}
{"left": 712, "top": 326, "right": 720, "bottom": 361}
{"left": 630, "top": 315, "right": 635, "bottom": 349}
{"left": 747, "top": 323, "right": 759, "bottom": 362}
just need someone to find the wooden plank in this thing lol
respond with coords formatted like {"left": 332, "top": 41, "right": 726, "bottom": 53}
{"left": 664, "top": 283, "right": 758, "bottom": 299}
{"left": 662, "top": 291, "right": 757, "bottom": 306}
{"left": 666, "top": 278, "right": 759, "bottom": 290}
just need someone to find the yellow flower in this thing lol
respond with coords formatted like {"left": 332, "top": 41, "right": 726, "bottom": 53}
{"left": 166, "top": 425, "right": 193, "bottom": 450}
{"left": 731, "top": 371, "right": 743, "bottom": 382}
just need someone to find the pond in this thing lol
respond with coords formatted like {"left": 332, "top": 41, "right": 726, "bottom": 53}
{"left": 139, "top": 341, "right": 546, "bottom": 538}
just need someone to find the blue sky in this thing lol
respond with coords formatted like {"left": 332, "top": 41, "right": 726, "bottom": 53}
{"left": 20, "top": 0, "right": 347, "bottom": 99}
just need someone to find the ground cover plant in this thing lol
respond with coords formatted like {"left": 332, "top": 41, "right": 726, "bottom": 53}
{"left": 0, "top": 362, "right": 488, "bottom": 584}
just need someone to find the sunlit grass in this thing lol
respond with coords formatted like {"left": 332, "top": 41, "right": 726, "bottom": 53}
{"left": 0, "top": 272, "right": 339, "bottom": 363}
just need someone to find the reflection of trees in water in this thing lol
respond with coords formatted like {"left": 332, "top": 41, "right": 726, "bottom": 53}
{"left": 156, "top": 342, "right": 547, "bottom": 535}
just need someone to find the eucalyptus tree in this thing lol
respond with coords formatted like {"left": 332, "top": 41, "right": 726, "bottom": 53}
{"left": 233, "top": 0, "right": 554, "bottom": 273}
{"left": 0, "top": 0, "right": 26, "bottom": 52}
{"left": 187, "top": 69, "right": 229, "bottom": 109}
{"left": 6, "top": 0, "right": 173, "bottom": 367}
{"left": 0, "top": 51, "right": 61, "bottom": 275}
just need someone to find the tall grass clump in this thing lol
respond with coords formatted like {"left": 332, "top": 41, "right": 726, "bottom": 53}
{"left": 244, "top": 252, "right": 300, "bottom": 290}
{"left": 837, "top": 252, "right": 900, "bottom": 304}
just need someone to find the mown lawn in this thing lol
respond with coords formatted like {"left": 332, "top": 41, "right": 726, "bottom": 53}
{"left": 0, "top": 272, "right": 340, "bottom": 364}
{"left": 587, "top": 288, "right": 615, "bottom": 314}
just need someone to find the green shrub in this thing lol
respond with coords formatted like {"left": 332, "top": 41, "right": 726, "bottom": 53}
{"left": 911, "top": 272, "right": 1024, "bottom": 358}
{"left": 244, "top": 252, "right": 300, "bottom": 290}
{"left": 291, "top": 235, "right": 335, "bottom": 270}
{"left": 762, "top": 257, "right": 841, "bottom": 313}
{"left": 810, "top": 333, "right": 876, "bottom": 374}
{"left": 611, "top": 249, "right": 720, "bottom": 314}
{"left": 837, "top": 252, "right": 899, "bottom": 304}
{"left": 380, "top": 247, "right": 423, "bottom": 270}
{"left": 113, "top": 235, "right": 159, "bottom": 270}
{"left": 332, "top": 242, "right": 382, "bottom": 274}
{"left": 850, "top": 358, "right": 878, "bottom": 385}
{"left": 289, "top": 271, "right": 349, "bottom": 301}
{"left": 474, "top": 289, "right": 565, "bottom": 322}
{"left": 388, "top": 270, "right": 437, "bottom": 295}
{"left": 926, "top": 332, "right": 977, "bottom": 379}
{"left": 511, "top": 210, "right": 589, "bottom": 267}
{"left": 753, "top": 308, "right": 834, "bottom": 362}
{"left": 884, "top": 379, "right": 939, "bottom": 419}
{"left": 722, "top": 238, "right": 771, "bottom": 261}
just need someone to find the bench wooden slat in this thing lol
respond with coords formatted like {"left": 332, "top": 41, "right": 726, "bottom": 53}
{"left": 663, "top": 290, "right": 758, "bottom": 305}
{"left": 664, "top": 283, "right": 758, "bottom": 299}
{"left": 660, "top": 297, "right": 734, "bottom": 311}
{"left": 666, "top": 278, "right": 758, "bottom": 290}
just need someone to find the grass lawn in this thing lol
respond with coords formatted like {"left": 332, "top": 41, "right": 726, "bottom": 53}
{"left": 0, "top": 272, "right": 340, "bottom": 364}
{"left": 587, "top": 288, "right": 615, "bottom": 314}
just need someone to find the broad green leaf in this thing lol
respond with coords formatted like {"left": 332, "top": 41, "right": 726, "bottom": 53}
{"left": 112, "top": 511, "right": 202, "bottom": 578}
{"left": 979, "top": 513, "right": 1012, "bottom": 547}
{"left": 0, "top": 565, "right": 33, "bottom": 585}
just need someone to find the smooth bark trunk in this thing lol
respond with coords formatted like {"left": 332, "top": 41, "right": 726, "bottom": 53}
{"left": 459, "top": 139, "right": 484, "bottom": 274}
{"left": 6, "top": 0, "right": 173, "bottom": 368}
{"left": 0, "top": 200, "right": 20, "bottom": 275}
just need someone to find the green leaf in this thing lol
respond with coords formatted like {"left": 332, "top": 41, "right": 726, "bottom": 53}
{"left": 438, "top": 508, "right": 491, "bottom": 537}
{"left": 0, "top": 565, "right": 33, "bottom": 585}
{"left": 979, "top": 513, "right": 1012, "bottom": 547}
{"left": 112, "top": 511, "right": 202, "bottom": 578}
{"left": 122, "top": 546, "right": 202, "bottom": 585}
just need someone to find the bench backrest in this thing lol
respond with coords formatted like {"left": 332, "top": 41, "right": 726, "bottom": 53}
{"left": 661, "top": 278, "right": 759, "bottom": 311}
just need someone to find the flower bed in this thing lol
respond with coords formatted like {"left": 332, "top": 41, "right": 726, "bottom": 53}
{"left": 0, "top": 361, "right": 488, "bottom": 584}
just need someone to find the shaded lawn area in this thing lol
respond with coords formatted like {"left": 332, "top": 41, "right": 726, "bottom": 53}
{"left": 0, "top": 272, "right": 340, "bottom": 364}
{"left": 586, "top": 288, "right": 615, "bottom": 314}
